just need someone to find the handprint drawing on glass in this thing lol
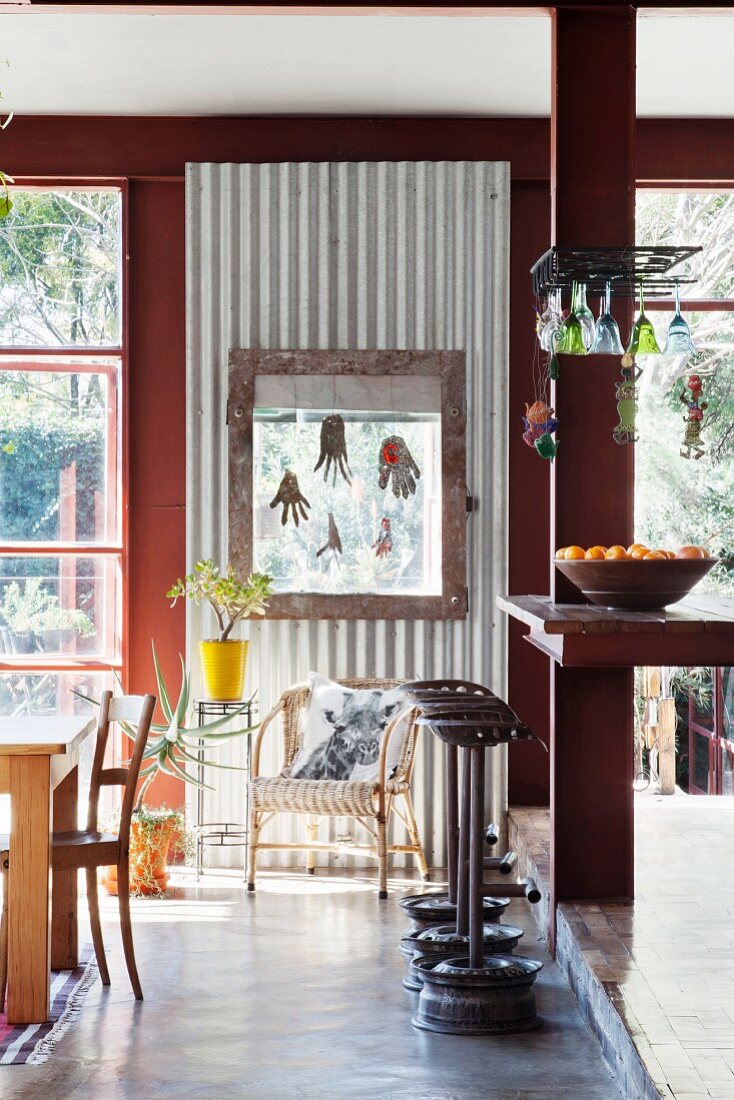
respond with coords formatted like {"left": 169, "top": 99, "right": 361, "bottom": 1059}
{"left": 228, "top": 350, "right": 467, "bottom": 620}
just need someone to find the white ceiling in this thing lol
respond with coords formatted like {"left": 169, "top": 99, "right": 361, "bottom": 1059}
{"left": 0, "top": 13, "right": 551, "bottom": 117}
{"left": 0, "top": 10, "right": 731, "bottom": 118}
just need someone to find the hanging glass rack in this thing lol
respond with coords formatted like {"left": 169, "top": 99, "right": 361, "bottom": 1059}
{"left": 531, "top": 245, "right": 702, "bottom": 298}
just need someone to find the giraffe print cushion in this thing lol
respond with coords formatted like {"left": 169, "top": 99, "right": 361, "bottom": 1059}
{"left": 287, "top": 673, "right": 408, "bottom": 783}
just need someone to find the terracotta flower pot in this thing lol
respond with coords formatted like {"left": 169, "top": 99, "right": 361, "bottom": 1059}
{"left": 102, "top": 814, "right": 178, "bottom": 896}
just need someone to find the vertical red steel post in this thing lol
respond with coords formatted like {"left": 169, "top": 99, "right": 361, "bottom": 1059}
{"left": 548, "top": 8, "right": 636, "bottom": 928}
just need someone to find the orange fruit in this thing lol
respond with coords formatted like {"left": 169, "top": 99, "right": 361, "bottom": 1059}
{"left": 627, "top": 543, "right": 645, "bottom": 556}
{"left": 677, "top": 546, "right": 706, "bottom": 559}
{"left": 644, "top": 551, "right": 666, "bottom": 560}
{"left": 660, "top": 550, "right": 675, "bottom": 559}
{"left": 555, "top": 547, "right": 569, "bottom": 560}
{"left": 585, "top": 546, "right": 606, "bottom": 560}
{"left": 605, "top": 545, "right": 629, "bottom": 560}
{"left": 564, "top": 546, "right": 587, "bottom": 561}
{"left": 629, "top": 545, "right": 650, "bottom": 560}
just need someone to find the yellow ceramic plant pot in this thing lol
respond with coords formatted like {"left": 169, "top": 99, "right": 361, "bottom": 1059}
{"left": 199, "top": 639, "right": 248, "bottom": 701}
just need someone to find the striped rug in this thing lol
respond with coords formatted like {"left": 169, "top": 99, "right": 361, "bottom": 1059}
{"left": 0, "top": 945, "right": 97, "bottom": 1065}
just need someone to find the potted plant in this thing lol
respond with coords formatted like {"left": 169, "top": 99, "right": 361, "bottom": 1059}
{"left": 0, "top": 577, "right": 94, "bottom": 654}
{"left": 167, "top": 559, "right": 273, "bottom": 701}
{"left": 77, "top": 644, "right": 257, "bottom": 896}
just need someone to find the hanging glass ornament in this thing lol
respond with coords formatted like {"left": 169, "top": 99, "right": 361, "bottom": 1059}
{"left": 534, "top": 432, "right": 559, "bottom": 461}
{"left": 522, "top": 400, "right": 559, "bottom": 460}
{"left": 680, "top": 374, "right": 708, "bottom": 460}
{"left": 613, "top": 361, "right": 641, "bottom": 445}
{"left": 269, "top": 470, "right": 311, "bottom": 527}
{"left": 313, "top": 414, "right": 352, "bottom": 487}
{"left": 372, "top": 517, "right": 393, "bottom": 557}
{"left": 377, "top": 436, "right": 421, "bottom": 498}
{"left": 316, "top": 513, "right": 343, "bottom": 562}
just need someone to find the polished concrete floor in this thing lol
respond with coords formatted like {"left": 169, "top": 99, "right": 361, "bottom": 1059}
{"left": 3, "top": 870, "right": 622, "bottom": 1100}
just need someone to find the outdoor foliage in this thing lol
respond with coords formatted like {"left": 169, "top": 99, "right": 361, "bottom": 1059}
{"left": 0, "top": 371, "right": 105, "bottom": 546}
{"left": 0, "top": 190, "right": 121, "bottom": 346}
{"left": 0, "top": 191, "right": 119, "bottom": 714}
{"left": 635, "top": 192, "right": 734, "bottom": 594}
{"left": 0, "top": 576, "right": 93, "bottom": 640}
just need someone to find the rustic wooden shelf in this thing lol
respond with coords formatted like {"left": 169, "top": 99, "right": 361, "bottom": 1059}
{"left": 497, "top": 594, "right": 734, "bottom": 667}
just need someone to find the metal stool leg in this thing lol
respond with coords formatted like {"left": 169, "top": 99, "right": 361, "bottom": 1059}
{"left": 455, "top": 747, "right": 472, "bottom": 938}
{"left": 445, "top": 744, "right": 459, "bottom": 906}
{"left": 469, "top": 746, "right": 485, "bottom": 969}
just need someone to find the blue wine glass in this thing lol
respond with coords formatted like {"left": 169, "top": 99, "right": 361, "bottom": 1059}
{"left": 590, "top": 281, "right": 624, "bottom": 355}
{"left": 664, "top": 281, "right": 697, "bottom": 356}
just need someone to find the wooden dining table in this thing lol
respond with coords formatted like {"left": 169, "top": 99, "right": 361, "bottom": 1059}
{"left": 0, "top": 715, "right": 96, "bottom": 1024}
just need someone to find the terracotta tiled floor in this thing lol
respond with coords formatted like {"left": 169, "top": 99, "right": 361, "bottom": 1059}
{"left": 514, "top": 795, "right": 734, "bottom": 1099}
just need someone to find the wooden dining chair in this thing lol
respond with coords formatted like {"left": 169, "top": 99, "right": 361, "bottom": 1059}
{"left": 0, "top": 690, "right": 156, "bottom": 1008}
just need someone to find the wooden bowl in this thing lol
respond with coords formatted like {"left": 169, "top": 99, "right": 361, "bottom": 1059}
{"left": 554, "top": 558, "right": 718, "bottom": 610}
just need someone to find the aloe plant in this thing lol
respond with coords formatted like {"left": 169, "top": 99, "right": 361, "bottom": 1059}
{"left": 75, "top": 642, "right": 258, "bottom": 813}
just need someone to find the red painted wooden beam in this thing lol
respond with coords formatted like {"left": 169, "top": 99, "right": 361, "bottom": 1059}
{"left": 548, "top": 6, "right": 636, "bottom": 925}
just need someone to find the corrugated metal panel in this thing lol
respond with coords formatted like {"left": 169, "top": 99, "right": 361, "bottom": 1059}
{"left": 185, "top": 161, "right": 509, "bottom": 870}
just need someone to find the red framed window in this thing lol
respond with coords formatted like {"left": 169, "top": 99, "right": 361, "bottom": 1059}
{"left": 0, "top": 184, "right": 126, "bottom": 717}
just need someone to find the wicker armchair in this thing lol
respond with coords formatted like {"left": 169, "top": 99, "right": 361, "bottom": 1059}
{"left": 247, "top": 678, "right": 429, "bottom": 898}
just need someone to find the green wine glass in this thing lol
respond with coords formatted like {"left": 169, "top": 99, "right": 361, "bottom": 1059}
{"left": 556, "top": 282, "right": 588, "bottom": 355}
{"left": 626, "top": 285, "right": 661, "bottom": 356}
{"left": 575, "top": 282, "right": 596, "bottom": 351}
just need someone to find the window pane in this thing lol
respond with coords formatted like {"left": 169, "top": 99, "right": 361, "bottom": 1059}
{"left": 0, "top": 669, "right": 109, "bottom": 717}
{"left": 0, "top": 190, "right": 121, "bottom": 347}
{"left": 690, "top": 730, "right": 711, "bottom": 793}
{"left": 634, "top": 310, "right": 734, "bottom": 598}
{"left": 723, "top": 667, "right": 734, "bottom": 741}
{"left": 636, "top": 191, "right": 734, "bottom": 299}
{"left": 0, "top": 363, "right": 119, "bottom": 543}
{"left": 254, "top": 401, "right": 442, "bottom": 597}
{"left": 0, "top": 555, "right": 121, "bottom": 660}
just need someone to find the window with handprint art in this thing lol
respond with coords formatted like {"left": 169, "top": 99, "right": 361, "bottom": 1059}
{"left": 228, "top": 349, "right": 467, "bottom": 620}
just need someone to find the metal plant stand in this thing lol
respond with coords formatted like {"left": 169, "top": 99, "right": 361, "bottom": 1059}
{"left": 194, "top": 698, "right": 255, "bottom": 881}
{"left": 399, "top": 683, "right": 545, "bottom": 1036}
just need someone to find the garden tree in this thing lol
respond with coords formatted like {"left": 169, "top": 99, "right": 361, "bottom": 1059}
{"left": 0, "top": 190, "right": 120, "bottom": 349}
{"left": 636, "top": 192, "right": 734, "bottom": 586}
{"left": 0, "top": 191, "right": 116, "bottom": 691}
{"left": 0, "top": 190, "right": 117, "bottom": 550}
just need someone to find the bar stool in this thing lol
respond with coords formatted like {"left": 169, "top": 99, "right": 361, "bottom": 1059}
{"left": 405, "top": 689, "right": 545, "bottom": 1034}
{"left": 399, "top": 681, "right": 510, "bottom": 926}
